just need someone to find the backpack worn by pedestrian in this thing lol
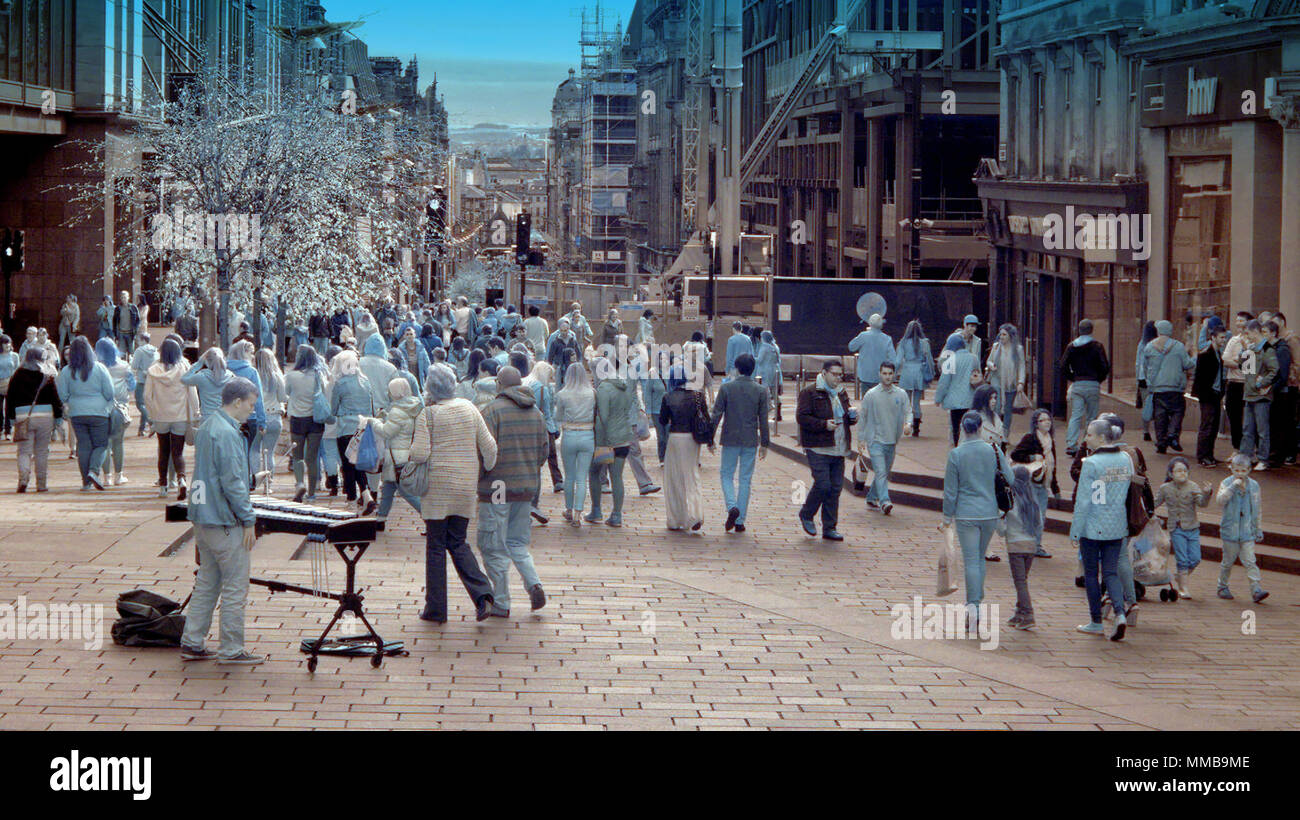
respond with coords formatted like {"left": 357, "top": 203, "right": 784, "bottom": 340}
{"left": 110, "top": 589, "right": 186, "bottom": 648}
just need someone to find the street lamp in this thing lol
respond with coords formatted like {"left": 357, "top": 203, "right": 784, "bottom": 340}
{"left": 708, "top": 229, "right": 718, "bottom": 350}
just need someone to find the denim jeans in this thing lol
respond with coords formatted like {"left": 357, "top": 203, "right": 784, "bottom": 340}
{"left": 1170, "top": 527, "right": 1202, "bottom": 573}
{"left": 377, "top": 479, "right": 421, "bottom": 519}
{"left": 1117, "top": 537, "right": 1137, "bottom": 606}
{"left": 955, "top": 519, "right": 997, "bottom": 606}
{"left": 16, "top": 415, "right": 53, "bottom": 487}
{"left": 134, "top": 382, "right": 149, "bottom": 428}
{"left": 1080, "top": 537, "right": 1126, "bottom": 623}
{"left": 107, "top": 412, "right": 126, "bottom": 474}
{"left": 1152, "top": 391, "right": 1186, "bottom": 449}
{"left": 588, "top": 454, "right": 627, "bottom": 522}
{"left": 1218, "top": 540, "right": 1262, "bottom": 591}
{"left": 799, "top": 451, "right": 844, "bottom": 530}
{"left": 719, "top": 445, "right": 757, "bottom": 525}
{"left": 864, "top": 441, "right": 896, "bottom": 506}
{"left": 181, "top": 524, "right": 250, "bottom": 658}
{"left": 1031, "top": 483, "right": 1049, "bottom": 545}
{"left": 252, "top": 415, "right": 282, "bottom": 475}
{"left": 423, "top": 515, "right": 493, "bottom": 618}
{"left": 561, "top": 429, "right": 595, "bottom": 512}
{"left": 311, "top": 336, "right": 329, "bottom": 355}
{"left": 1066, "top": 380, "right": 1100, "bottom": 448}
{"left": 476, "top": 501, "right": 541, "bottom": 611}
{"left": 71, "top": 415, "right": 110, "bottom": 483}
{"left": 1241, "top": 400, "right": 1271, "bottom": 463}
{"left": 1001, "top": 389, "right": 1017, "bottom": 440}
{"left": 1008, "top": 553, "right": 1034, "bottom": 621}
{"left": 905, "top": 389, "right": 923, "bottom": 423}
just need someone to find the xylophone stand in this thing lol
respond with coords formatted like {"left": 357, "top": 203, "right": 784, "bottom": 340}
{"left": 252, "top": 539, "right": 389, "bottom": 672}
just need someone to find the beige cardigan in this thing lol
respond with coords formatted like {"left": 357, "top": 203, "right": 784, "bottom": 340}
{"left": 408, "top": 398, "right": 498, "bottom": 520}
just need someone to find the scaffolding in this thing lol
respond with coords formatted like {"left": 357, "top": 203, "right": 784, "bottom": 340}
{"left": 578, "top": 3, "right": 633, "bottom": 282}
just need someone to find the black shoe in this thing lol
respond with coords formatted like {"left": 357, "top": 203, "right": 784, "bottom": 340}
{"left": 985, "top": 554, "right": 1001, "bottom": 562}
{"left": 852, "top": 481, "right": 866, "bottom": 493}
{"left": 475, "top": 597, "right": 494, "bottom": 621}
{"left": 488, "top": 607, "right": 510, "bottom": 619}
{"left": 16, "top": 484, "right": 26, "bottom": 494}
{"left": 1035, "top": 548, "right": 1052, "bottom": 558}
{"left": 529, "top": 584, "right": 546, "bottom": 611}
{"left": 1065, "top": 447, "right": 1078, "bottom": 458}
{"left": 419, "top": 609, "right": 447, "bottom": 624}
{"left": 375, "top": 520, "right": 386, "bottom": 532}
{"left": 1074, "top": 576, "right": 1085, "bottom": 588}
{"left": 177, "top": 481, "right": 188, "bottom": 501}
{"left": 1199, "top": 459, "right": 1218, "bottom": 468}
{"left": 725, "top": 507, "right": 739, "bottom": 532}
{"left": 180, "top": 645, "right": 217, "bottom": 661}
{"left": 733, "top": 524, "right": 745, "bottom": 533}
{"left": 1155, "top": 446, "right": 1167, "bottom": 455}
{"left": 361, "top": 498, "right": 378, "bottom": 517}
{"left": 822, "top": 529, "right": 844, "bottom": 542}
{"left": 1170, "top": 441, "right": 1183, "bottom": 453}
{"left": 1143, "top": 432, "right": 1152, "bottom": 442}
{"left": 293, "top": 486, "right": 306, "bottom": 503}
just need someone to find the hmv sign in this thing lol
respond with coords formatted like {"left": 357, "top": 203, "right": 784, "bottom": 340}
{"left": 1141, "top": 47, "right": 1279, "bottom": 127}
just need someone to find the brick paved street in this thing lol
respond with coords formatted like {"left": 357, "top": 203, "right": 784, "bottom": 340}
{"left": 1, "top": 405, "right": 1297, "bottom": 731}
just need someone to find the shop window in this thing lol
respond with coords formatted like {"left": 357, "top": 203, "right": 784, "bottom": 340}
{"left": 1169, "top": 155, "right": 1231, "bottom": 330}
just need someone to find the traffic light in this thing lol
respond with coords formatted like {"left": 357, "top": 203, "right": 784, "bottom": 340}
{"left": 515, "top": 212, "right": 531, "bottom": 266}
{"left": 0, "top": 228, "right": 23, "bottom": 274}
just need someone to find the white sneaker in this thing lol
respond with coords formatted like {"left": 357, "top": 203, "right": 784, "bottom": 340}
{"left": 158, "top": 485, "right": 169, "bottom": 497}
{"left": 107, "top": 474, "right": 117, "bottom": 486}
{"left": 1253, "top": 462, "right": 1267, "bottom": 472}
{"left": 116, "top": 473, "right": 128, "bottom": 485}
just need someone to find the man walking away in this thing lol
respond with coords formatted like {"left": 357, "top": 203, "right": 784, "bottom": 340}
{"left": 1143, "top": 319, "right": 1196, "bottom": 455}
{"left": 1240, "top": 319, "right": 1278, "bottom": 470}
{"left": 1060, "top": 319, "right": 1110, "bottom": 455}
{"left": 1193, "top": 322, "right": 1227, "bottom": 466}
{"left": 796, "top": 360, "right": 856, "bottom": 541}
{"left": 179, "top": 377, "right": 265, "bottom": 665}
{"left": 861, "top": 361, "right": 910, "bottom": 515}
{"left": 1264, "top": 320, "right": 1292, "bottom": 469}
{"left": 476, "top": 366, "right": 552, "bottom": 617}
{"left": 724, "top": 321, "right": 754, "bottom": 382}
{"left": 711, "top": 353, "right": 769, "bottom": 534}
{"left": 847, "top": 313, "right": 896, "bottom": 397}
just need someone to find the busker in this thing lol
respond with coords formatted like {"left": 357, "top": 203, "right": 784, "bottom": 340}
{"left": 178, "top": 377, "right": 266, "bottom": 665}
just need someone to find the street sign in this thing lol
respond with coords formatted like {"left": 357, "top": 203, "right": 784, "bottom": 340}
{"left": 682, "top": 295, "right": 700, "bottom": 321}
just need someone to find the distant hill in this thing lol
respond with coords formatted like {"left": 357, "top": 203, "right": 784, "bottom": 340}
{"left": 451, "top": 123, "right": 548, "bottom": 156}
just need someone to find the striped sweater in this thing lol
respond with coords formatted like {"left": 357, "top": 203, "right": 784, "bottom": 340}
{"left": 477, "top": 387, "right": 550, "bottom": 501}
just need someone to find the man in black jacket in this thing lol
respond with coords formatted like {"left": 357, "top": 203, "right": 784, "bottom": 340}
{"left": 1059, "top": 320, "right": 1110, "bottom": 455}
{"left": 1193, "top": 325, "right": 1227, "bottom": 466}
{"left": 795, "top": 359, "right": 857, "bottom": 542}
{"left": 308, "top": 314, "right": 331, "bottom": 354}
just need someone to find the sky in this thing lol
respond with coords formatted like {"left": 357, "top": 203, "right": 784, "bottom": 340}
{"left": 323, "top": 0, "right": 638, "bottom": 128}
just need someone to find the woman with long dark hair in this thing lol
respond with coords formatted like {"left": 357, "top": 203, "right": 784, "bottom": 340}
{"left": 56, "top": 336, "right": 115, "bottom": 490}
{"left": 897, "top": 320, "right": 934, "bottom": 436}
{"left": 8, "top": 347, "right": 62, "bottom": 492}
{"left": 95, "top": 337, "right": 134, "bottom": 485}
{"left": 145, "top": 338, "right": 198, "bottom": 498}
{"left": 456, "top": 348, "right": 488, "bottom": 401}
{"left": 1010, "top": 408, "right": 1059, "bottom": 559}
{"left": 659, "top": 364, "right": 709, "bottom": 532}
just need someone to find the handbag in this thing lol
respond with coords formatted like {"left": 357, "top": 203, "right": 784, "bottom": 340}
{"left": 592, "top": 446, "right": 615, "bottom": 467}
{"left": 1126, "top": 475, "right": 1154, "bottom": 537}
{"left": 12, "top": 374, "right": 49, "bottom": 442}
{"left": 936, "top": 522, "right": 959, "bottom": 597}
{"left": 311, "top": 370, "right": 334, "bottom": 424}
{"left": 635, "top": 411, "right": 651, "bottom": 442}
{"left": 397, "top": 408, "right": 432, "bottom": 497}
{"left": 992, "top": 443, "right": 1014, "bottom": 514}
{"left": 690, "top": 392, "right": 713, "bottom": 445}
{"left": 1013, "top": 387, "right": 1032, "bottom": 412}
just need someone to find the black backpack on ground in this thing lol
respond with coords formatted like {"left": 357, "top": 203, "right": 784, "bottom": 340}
{"left": 110, "top": 589, "right": 187, "bottom": 648}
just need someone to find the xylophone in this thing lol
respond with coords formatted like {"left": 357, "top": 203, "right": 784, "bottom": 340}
{"left": 166, "top": 499, "right": 394, "bottom": 671}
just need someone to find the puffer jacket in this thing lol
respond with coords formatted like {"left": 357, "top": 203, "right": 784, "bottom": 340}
{"left": 1069, "top": 445, "right": 1133, "bottom": 541}
{"left": 375, "top": 394, "right": 424, "bottom": 482}
{"left": 1217, "top": 475, "right": 1263, "bottom": 544}
{"left": 144, "top": 361, "right": 199, "bottom": 424}
{"left": 594, "top": 378, "right": 634, "bottom": 447}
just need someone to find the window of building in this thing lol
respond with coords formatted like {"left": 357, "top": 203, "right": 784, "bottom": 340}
{"left": 1169, "top": 153, "right": 1232, "bottom": 330}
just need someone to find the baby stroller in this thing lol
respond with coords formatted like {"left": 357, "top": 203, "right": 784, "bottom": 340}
{"left": 1100, "top": 517, "right": 1179, "bottom": 618}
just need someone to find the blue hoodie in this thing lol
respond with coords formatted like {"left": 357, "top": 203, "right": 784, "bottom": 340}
{"left": 848, "top": 325, "right": 897, "bottom": 383}
{"left": 360, "top": 334, "right": 398, "bottom": 411}
{"left": 227, "top": 359, "right": 266, "bottom": 431}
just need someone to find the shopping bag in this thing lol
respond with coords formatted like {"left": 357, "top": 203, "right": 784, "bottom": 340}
{"left": 635, "top": 412, "right": 651, "bottom": 441}
{"left": 1013, "top": 387, "right": 1032, "bottom": 412}
{"left": 1129, "top": 518, "right": 1173, "bottom": 586}
{"left": 937, "top": 523, "right": 959, "bottom": 597}
{"left": 851, "top": 448, "right": 872, "bottom": 487}
{"left": 352, "top": 422, "right": 382, "bottom": 474}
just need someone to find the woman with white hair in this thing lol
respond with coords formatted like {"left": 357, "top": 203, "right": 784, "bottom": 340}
{"left": 555, "top": 361, "right": 596, "bottom": 527}
{"left": 373, "top": 376, "right": 425, "bottom": 531}
{"left": 329, "top": 349, "right": 376, "bottom": 514}
{"left": 408, "top": 363, "right": 498, "bottom": 622}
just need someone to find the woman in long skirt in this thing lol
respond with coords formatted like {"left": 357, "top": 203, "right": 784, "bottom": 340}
{"left": 658, "top": 365, "right": 707, "bottom": 531}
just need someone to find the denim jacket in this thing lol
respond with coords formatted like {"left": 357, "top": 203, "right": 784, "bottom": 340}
{"left": 1069, "top": 446, "right": 1133, "bottom": 541}
{"left": 1216, "top": 476, "right": 1263, "bottom": 544}
{"left": 56, "top": 363, "right": 116, "bottom": 418}
{"left": 189, "top": 408, "right": 256, "bottom": 528}
{"left": 933, "top": 350, "right": 977, "bottom": 410}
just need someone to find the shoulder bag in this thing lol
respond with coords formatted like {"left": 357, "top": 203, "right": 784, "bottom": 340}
{"left": 12, "top": 374, "right": 50, "bottom": 442}
{"left": 311, "top": 370, "right": 335, "bottom": 424}
{"left": 690, "top": 391, "right": 713, "bottom": 445}
{"left": 992, "top": 442, "right": 1014, "bottom": 514}
{"left": 592, "top": 392, "right": 614, "bottom": 467}
{"left": 397, "top": 407, "right": 432, "bottom": 497}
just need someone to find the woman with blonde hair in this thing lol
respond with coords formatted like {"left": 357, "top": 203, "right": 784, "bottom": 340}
{"left": 329, "top": 349, "right": 376, "bottom": 514}
{"left": 555, "top": 361, "right": 596, "bottom": 527}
